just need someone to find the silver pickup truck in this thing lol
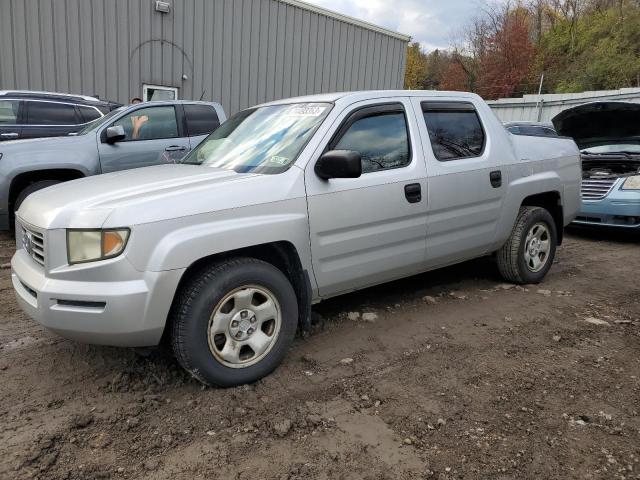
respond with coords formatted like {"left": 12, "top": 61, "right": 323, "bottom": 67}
{"left": 11, "top": 91, "right": 581, "bottom": 387}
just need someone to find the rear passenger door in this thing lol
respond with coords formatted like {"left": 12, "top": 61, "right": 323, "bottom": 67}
{"left": 22, "top": 100, "right": 81, "bottom": 139}
{"left": 306, "top": 100, "right": 428, "bottom": 297}
{"left": 412, "top": 98, "right": 505, "bottom": 267}
{"left": 97, "top": 104, "right": 191, "bottom": 173}
{"left": 0, "top": 99, "right": 22, "bottom": 141}
{"left": 184, "top": 103, "right": 221, "bottom": 149}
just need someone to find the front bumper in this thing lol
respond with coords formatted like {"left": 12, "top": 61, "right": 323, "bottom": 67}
{"left": 11, "top": 249, "right": 185, "bottom": 346}
{"left": 573, "top": 181, "right": 640, "bottom": 229}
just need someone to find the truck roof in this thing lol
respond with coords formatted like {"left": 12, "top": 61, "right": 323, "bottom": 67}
{"left": 257, "top": 90, "right": 481, "bottom": 108}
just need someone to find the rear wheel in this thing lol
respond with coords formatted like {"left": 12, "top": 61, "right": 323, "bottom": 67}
{"left": 170, "top": 257, "right": 298, "bottom": 387}
{"left": 497, "top": 206, "right": 557, "bottom": 284}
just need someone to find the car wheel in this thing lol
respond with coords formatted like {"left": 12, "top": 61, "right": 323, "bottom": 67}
{"left": 497, "top": 206, "right": 557, "bottom": 284}
{"left": 170, "top": 257, "right": 298, "bottom": 387}
{"left": 15, "top": 180, "right": 62, "bottom": 213}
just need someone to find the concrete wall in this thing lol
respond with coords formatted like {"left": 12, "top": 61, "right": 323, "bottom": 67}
{"left": 488, "top": 87, "right": 640, "bottom": 123}
{"left": 0, "top": 0, "right": 409, "bottom": 114}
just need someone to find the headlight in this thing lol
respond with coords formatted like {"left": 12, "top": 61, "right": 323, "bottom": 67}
{"left": 622, "top": 175, "right": 640, "bottom": 190}
{"left": 67, "top": 228, "right": 130, "bottom": 264}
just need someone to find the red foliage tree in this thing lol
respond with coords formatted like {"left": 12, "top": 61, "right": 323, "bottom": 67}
{"left": 476, "top": 9, "right": 536, "bottom": 99}
{"left": 441, "top": 61, "right": 470, "bottom": 91}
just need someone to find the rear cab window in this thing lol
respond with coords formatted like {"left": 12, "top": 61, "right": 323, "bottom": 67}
{"left": 422, "top": 101, "right": 485, "bottom": 161}
{"left": 184, "top": 104, "right": 220, "bottom": 136}
{"left": 329, "top": 103, "right": 411, "bottom": 174}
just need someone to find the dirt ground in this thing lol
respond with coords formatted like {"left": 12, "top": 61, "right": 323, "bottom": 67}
{"left": 0, "top": 228, "right": 638, "bottom": 480}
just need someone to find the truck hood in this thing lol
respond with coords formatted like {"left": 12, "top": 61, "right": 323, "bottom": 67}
{"left": 17, "top": 164, "right": 274, "bottom": 229}
{"left": 0, "top": 133, "right": 88, "bottom": 152}
{"left": 552, "top": 102, "right": 640, "bottom": 150}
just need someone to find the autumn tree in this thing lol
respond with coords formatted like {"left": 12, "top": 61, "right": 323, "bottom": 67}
{"left": 441, "top": 61, "right": 470, "bottom": 91}
{"left": 404, "top": 42, "right": 428, "bottom": 89}
{"left": 403, "top": 0, "right": 640, "bottom": 97}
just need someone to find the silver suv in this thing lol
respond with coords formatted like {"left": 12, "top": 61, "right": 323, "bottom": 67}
{"left": 0, "top": 100, "right": 225, "bottom": 230}
{"left": 11, "top": 91, "right": 581, "bottom": 387}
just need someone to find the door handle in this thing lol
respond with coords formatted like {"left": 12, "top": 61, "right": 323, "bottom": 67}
{"left": 165, "top": 145, "right": 187, "bottom": 152}
{"left": 1, "top": 132, "right": 19, "bottom": 139}
{"left": 490, "top": 170, "right": 502, "bottom": 188}
{"left": 404, "top": 183, "right": 422, "bottom": 203}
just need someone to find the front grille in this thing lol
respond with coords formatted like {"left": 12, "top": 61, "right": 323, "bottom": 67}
{"left": 581, "top": 178, "right": 618, "bottom": 200}
{"left": 21, "top": 224, "right": 46, "bottom": 267}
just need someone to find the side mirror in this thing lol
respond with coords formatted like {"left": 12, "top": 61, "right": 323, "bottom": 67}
{"left": 105, "top": 125, "right": 126, "bottom": 143}
{"left": 315, "top": 150, "right": 362, "bottom": 180}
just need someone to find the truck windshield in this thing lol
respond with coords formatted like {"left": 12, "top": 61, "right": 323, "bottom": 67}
{"left": 182, "top": 102, "right": 332, "bottom": 174}
{"left": 77, "top": 107, "right": 126, "bottom": 135}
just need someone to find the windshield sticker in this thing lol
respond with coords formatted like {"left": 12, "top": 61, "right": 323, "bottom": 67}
{"left": 268, "top": 155, "right": 290, "bottom": 165}
{"left": 286, "top": 105, "right": 326, "bottom": 117}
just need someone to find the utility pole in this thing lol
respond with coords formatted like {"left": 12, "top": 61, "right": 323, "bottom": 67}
{"left": 535, "top": 73, "right": 545, "bottom": 122}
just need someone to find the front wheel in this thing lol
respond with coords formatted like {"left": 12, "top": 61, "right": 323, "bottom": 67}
{"left": 170, "top": 257, "right": 298, "bottom": 387}
{"left": 15, "top": 180, "right": 62, "bottom": 212}
{"left": 497, "top": 206, "right": 557, "bottom": 284}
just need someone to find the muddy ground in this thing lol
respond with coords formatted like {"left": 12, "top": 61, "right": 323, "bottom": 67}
{"left": 0, "top": 228, "right": 638, "bottom": 480}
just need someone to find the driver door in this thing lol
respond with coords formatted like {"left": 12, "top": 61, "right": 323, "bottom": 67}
{"left": 98, "top": 105, "right": 191, "bottom": 173}
{"left": 305, "top": 99, "right": 428, "bottom": 297}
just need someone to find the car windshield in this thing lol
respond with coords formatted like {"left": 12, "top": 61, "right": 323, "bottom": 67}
{"left": 77, "top": 107, "right": 126, "bottom": 134}
{"left": 582, "top": 144, "right": 640, "bottom": 154}
{"left": 182, "top": 102, "right": 332, "bottom": 174}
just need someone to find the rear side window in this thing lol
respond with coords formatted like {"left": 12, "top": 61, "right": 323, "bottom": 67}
{"left": 0, "top": 100, "right": 20, "bottom": 124}
{"left": 27, "top": 101, "right": 79, "bottom": 125}
{"left": 78, "top": 106, "right": 102, "bottom": 123}
{"left": 184, "top": 104, "right": 220, "bottom": 136}
{"left": 422, "top": 102, "right": 485, "bottom": 161}
{"left": 111, "top": 105, "right": 179, "bottom": 141}
{"left": 332, "top": 104, "right": 410, "bottom": 174}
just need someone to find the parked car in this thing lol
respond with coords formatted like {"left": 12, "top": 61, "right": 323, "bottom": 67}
{"left": 504, "top": 121, "right": 558, "bottom": 137}
{"left": 12, "top": 90, "right": 581, "bottom": 387}
{"left": 552, "top": 101, "right": 640, "bottom": 229}
{"left": 0, "top": 100, "right": 226, "bottom": 230}
{"left": 0, "top": 90, "right": 121, "bottom": 141}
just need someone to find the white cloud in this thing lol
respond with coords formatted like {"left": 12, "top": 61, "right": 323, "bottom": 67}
{"left": 306, "top": 0, "right": 496, "bottom": 51}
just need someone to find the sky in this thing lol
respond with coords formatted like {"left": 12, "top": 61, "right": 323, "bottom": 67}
{"left": 306, "top": 0, "right": 496, "bottom": 51}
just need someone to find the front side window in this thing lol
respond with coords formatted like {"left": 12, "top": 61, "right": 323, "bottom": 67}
{"left": 184, "top": 104, "right": 220, "bottom": 136}
{"left": 111, "top": 105, "right": 178, "bottom": 141}
{"left": 27, "top": 101, "right": 79, "bottom": 125}
{"left": 78, "top": 107, "right": 125, "bottom": 135}
{"left": 0, "top": 100, "right": 20, "bottom": 124}
{"left": 183, "top": 102, "right": 331, "bottom": 174}
{"left": 332, "top": 105, "right": 410, "bottom": 174}
{"left": 422, "top": 102, "right": 485, "bottom": 161}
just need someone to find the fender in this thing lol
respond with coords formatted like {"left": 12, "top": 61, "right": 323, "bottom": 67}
{"left": 125, "top": 198, "right": 316, "bottom": 288}
{"left": 494, "top": 167, "right": 564, "bottom": 248}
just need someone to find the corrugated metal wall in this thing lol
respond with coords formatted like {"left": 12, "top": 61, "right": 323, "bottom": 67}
{"left": 488, "top": 88, "right": 640, "bottom": 123}
{"left": 0, "top": 0, "right": 408, "bottom": 114}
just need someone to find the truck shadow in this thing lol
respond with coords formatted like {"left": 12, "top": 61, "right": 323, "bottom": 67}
{"left": 565, "top": 226, "right": 639, "bottom": 244}
{"left": 312, "top": 255, "right": 500, "bottom": 321}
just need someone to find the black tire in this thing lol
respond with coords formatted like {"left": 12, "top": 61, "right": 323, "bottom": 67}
{"left": 497, "top": 206, "right": 557, "bottom": 284}
{"left": 15, "top": 180, "right": 61, "bottom": 212}
{"left": 170, "top": 257, "right": 298, "bottom": 387}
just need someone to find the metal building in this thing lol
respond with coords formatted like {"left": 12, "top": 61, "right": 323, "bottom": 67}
{"left": 0, "top": 0, "right": 410, "bottom": 115}
{"left": 488, "top": 87, "right": 640, "bottom": 123}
